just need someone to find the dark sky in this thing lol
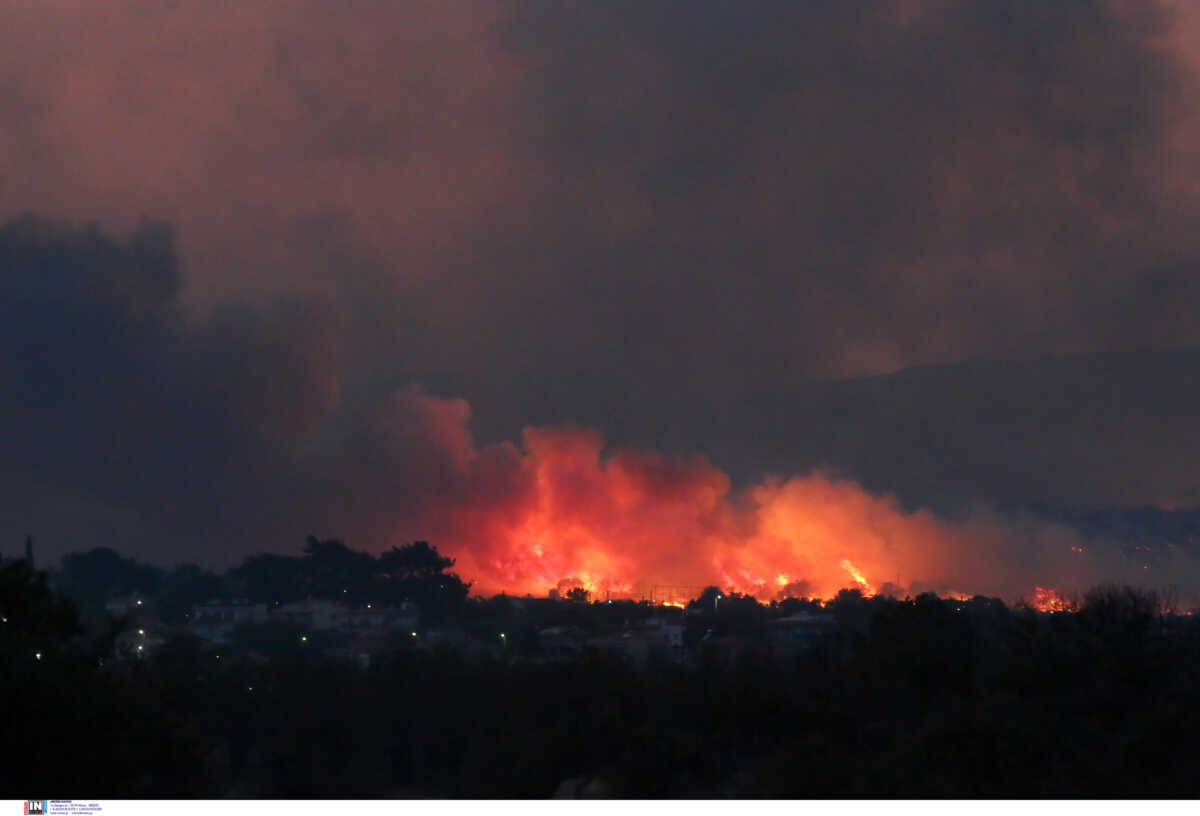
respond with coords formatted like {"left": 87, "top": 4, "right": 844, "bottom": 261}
{"left": 4, "top": 0, "right": 1200, "bottom": 585}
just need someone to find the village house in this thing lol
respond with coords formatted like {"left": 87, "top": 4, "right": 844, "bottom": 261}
{"left": 190, "top": 599, "right": 268, "bottom": 644}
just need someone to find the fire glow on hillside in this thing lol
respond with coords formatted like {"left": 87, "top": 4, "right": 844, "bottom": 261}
{"left": 1030, "top": 586, "right": 1078, "bottom": 613}
{"left": 384, "top": 388, "right": 1145, "bottom": 604}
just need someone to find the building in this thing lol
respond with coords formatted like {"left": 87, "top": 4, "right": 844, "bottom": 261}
{"left": 341, "top": 601, "right": 419, "bottom": 633}
{"left": 270, "top": 599, "right": 347, "bottom": 630}
{"left": 417, "top": 624, "right": 502, "bottom": 659}
{"left": 190, "top": 599, "right": 268, "bottom": 644}
{"left": 538, "top": 625, "right": 585, "bottom": 659}
{"left": 586, "top": 617, "right": 686, "bottom": 667}
{"left": 766, "top": 611, "right": 837, "bottom": 652}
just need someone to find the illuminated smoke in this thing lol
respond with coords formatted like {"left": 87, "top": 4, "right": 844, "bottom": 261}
{"left": 373, "top": 387, "right": 1190, "bottom": 603}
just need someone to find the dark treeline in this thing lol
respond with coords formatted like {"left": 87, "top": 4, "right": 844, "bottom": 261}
{"left": 5, "top": 540, "right": 1200, "bottom": 797}
{"left": 52, "top": 536, "right": 471, "bottom": 626}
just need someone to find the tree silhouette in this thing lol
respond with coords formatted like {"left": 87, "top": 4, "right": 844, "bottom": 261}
{"left": 0, "top": 557, "right": 81, "bottom": 660}
{"left": 158, "top": 563, "right": 226, "bottom": 623}
{"left": 56, "top": 546, "right": 163, "bottom": 607}
{"left": 378, "top": 541, "right": 469, "bottom": 623}
{"left": 302, "top": 536, "right": 376, "bottom": 601}
{"left": 233, "top": 553, "right": 309, "bottom": 604}
{"left": 689, "top": 586, "right": 724, "bottom": 614}
{"left": 378, "top": 540, "right": 455, "bottom": 580}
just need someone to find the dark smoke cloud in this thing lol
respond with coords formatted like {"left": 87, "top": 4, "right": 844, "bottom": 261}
{"left": 3, "top": 214, "right": 1200, "bottom": 603}
{"left": 406, "top": 0, "right": 1200, "bottom": 470}
{"left": 728, "top": 349, "right": 1200, "bottom": 512}
{"left": 0, "top": 216, "right": 344, "bottom": 561}
{"left": 3, "top": 1, "right": 1200, "bottom": 572}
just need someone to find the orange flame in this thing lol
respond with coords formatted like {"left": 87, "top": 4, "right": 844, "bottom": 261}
{"left": 1031, "top": 586, "right": 1077, "bottom": 613}
{"left": 377, "top": 388, "right": 1105, "bottom": 604}
{"left": 839, "top": 559, "right": 875, "bottom": 596}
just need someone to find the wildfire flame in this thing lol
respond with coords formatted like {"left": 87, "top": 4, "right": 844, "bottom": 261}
{"left": 839, "top": 559, "right": 875, "bottom": 596}
{"left": 376, "top": 388, "right": 1119, "bottom": 604}
{"left": 1030, "top": 586, "right": 1077, "bottom": 613}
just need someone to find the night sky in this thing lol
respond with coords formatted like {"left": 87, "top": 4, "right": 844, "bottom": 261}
{"left": 4, "top": 0, "right": 1200, "bottom": 596}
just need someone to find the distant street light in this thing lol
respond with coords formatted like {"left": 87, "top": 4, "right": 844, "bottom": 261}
{"left": 34, "top": 651, "right": 41, "bottom": 660}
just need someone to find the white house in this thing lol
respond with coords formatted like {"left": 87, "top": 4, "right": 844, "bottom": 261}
{"left": 190, "top": 599, "right": 268, "bottom": 644}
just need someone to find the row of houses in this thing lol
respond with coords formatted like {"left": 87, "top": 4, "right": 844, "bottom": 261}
{"left": 188, "top": 598, "right": 420, "bottom": 645}
{"left": 537, "top": 616, "right": 685, "bottom": 666}
{"left": 101, "top": 592, "right": 838, "bottom": 668}
{"left": 185, "top": 602, "right": 837, "bottom": 666}
{"left": 99, "top": 597, "right": 422, "bottom": 664}
{"left": 537, "top": 610, "right": 837, "bottom": 667}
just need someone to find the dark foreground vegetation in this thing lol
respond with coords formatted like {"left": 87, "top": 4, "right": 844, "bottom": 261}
{"left": 4, "top": 543, "right": 1200, "bottom": 797}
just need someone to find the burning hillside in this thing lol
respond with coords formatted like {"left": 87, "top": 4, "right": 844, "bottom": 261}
{"left": 370, "top": 387, "right": 1193, "bottom": 604}
{"left": 1028, "top": 586, "right": 1079, "bottom": 613}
